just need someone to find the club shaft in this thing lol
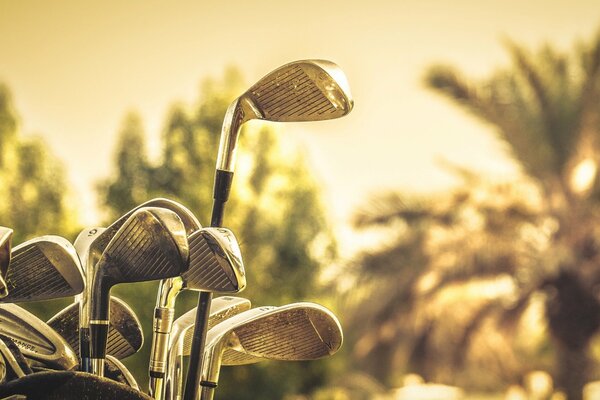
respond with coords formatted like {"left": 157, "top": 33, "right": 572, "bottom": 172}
{"left": 183, "top": 175, "right": 230, "bottom": 400}
{"left": 182, "top": 291, "right": 213, "bottom": 400}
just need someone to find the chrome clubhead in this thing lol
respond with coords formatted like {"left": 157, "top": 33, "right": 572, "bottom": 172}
{"left": 201, "top": 302, "right": 343, "bottom": 397}
{"left": 0, "top": 227, "right": 13, "bottom": 299}
{"left": 2, "top": 236, "right": 84, "bottom": 303}
{"left": 183, "top": 228, "right": 245, "bottom": 292}
{"left": 48, "top": 296, "right": 143, "bottom": 360}
{"left": 0, "top": 304, "right": 78, "bottom": 370}
{"left": 89, "top": 207, "right": 189, "bottom": 375}
{"left": 217, "top": 59, "right": 354, "bottom": 173}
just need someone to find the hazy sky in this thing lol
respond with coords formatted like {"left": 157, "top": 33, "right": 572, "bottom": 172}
{"left": 1, "top": 1, "right": 600, "bottom": 254}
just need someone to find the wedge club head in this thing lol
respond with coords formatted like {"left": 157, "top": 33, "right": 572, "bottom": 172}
{"left": 184, "top": 59, "right": 353, "bottom": 400}
{"left": 48, "top": 296, "right": 143, "bottom": 360}
{"left": 199, "top": 302, "right": 343, "bottom": 400}
{"left": 1, "top": 236, "right": 84, "bottom": 303}
{"left": 75, "top": 199, "right": 199, "bottom": 369}
{"left": 88, "top": 207, "right": 189, "bottom": 375}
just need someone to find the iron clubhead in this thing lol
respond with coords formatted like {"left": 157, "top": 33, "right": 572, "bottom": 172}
{"left": 202, "top": 302, "right": 343, "bottom": 389}
{"left": 0, "top": 227, "right": 13, "bottom": 299}
{"left": 182, "top": 228, "right": 245, "bottom": 293}
{"left": 2, "top": 236, "right": 84, "bottom": 303}
{"left": 89, "top": 207, "right": 189, "bottom": 375}
{"left": 217, "top": 59, "right": 354, "bottom": 173}
{"left": 47, "top": 296, "right": 143, "bottom": 360}
{"left": 0, "top": 304, "right": 78, "bottom": 370}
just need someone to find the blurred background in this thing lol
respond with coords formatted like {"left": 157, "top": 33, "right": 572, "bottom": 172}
{"left": 2, "top": 1, "right": 600, "bottom": 399}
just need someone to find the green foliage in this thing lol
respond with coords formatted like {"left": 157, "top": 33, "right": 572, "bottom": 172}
{"left": 97, "top": 67, "right": 337, "bottom": 398}
{"left": 0, "top": 85, "right": 77, "bottom": 244}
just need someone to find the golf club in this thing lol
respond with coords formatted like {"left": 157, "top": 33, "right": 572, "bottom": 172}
{"left": 184, "top": 59, "right": 354, "bottom": 400}
{"left": 88, "top": 207, "right": 189, "bottom": 376}
{"left": 48, "top": 296, "right": 143, "bottom": 361}
{"left": 200, "top": 302, "right": 343, "bottom": 400}
{"left": 0, "top": 304, "right": 78, "bottom": 371}
{"left": 76, "top": 198, "right": 199, "bottom": 372}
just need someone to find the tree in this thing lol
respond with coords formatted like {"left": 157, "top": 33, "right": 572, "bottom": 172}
{"left": 0, "top": 84, "right": 77, "bottom": 245}
{"left": 97, "top": 67, "right": 337, "bottom": 398}
{"left": 347, "top": 30, "right": 600, "bottom": 400}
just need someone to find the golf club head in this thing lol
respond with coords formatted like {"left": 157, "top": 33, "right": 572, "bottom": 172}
{"left": 202, "top": 302, "right": 343, "bottom": 388}
{"left": 105, "top": 355, "right": 139, "bottom": 390}
{"left": 82, "top": 199, "right": 200, "bottom": 271}
{"left": 165, "top": 296, "right": 251, "bottom": 400}
{"left": 182, "top": 228, "right": 245, "bottom": 293}
{"left": 2, "top": 236, "right": 84, "bottom": 303}
{"left": 47, "top": 296, "right": 143, "bottom": 360}
{"left": 0, "top": 227, "right": 14, "bottom": 299}
{"left": 217, "top": 59, "right": 354, "bottom": 173}
{"left": 89, "top": 207, "right": 189, "bottom": 374}
{"left": 0, "top": 304, "right": 78, "bottom": 371}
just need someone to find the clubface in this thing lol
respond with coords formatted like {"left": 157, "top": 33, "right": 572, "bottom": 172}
{"left": 2, "top": 236, "right": 84, "bottom": 303}
{"left": 48, "top": 296, "right": 143, "bottom": 360}
{"left": 89, "top": 207, "right": 189, "bottom": 375}
{"left": 217, "top": 59, "right": 354, "bottom": 173}
{"left": 202, "top": 303, "right": 343, "bottom": 391}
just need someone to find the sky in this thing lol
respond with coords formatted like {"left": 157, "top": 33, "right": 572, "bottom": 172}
{"left": 1, "top": 0, "right": 600, "bottom": 256}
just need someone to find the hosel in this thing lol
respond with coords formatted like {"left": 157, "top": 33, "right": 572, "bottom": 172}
{"left": 149, "top": 277, "right": 184, "bottom": 398}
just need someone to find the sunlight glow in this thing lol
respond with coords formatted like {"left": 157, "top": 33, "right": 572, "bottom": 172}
{"left": 570, "top": 158, "right": 597, "bottom": 194}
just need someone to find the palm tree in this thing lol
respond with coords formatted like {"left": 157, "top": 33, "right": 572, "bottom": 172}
{"left": 348, "top": 31, "right": 600, "bottom": 400}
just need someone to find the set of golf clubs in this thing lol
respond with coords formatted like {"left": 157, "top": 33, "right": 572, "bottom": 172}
{"left": 0, "top": 59, "right": 353, "bottom": 399}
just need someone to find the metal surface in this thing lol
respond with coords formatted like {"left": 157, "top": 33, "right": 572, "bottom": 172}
{"left": 216, "top": 59, "right": 354, "bottom": 173}
{"left": 0, "top": 227, "right": 13, "bottom": 299}
{"left": 199, "top": 302, "right": 343, "bottom": 400}
{"left": 0, "top": 338, "right": 28, "bottom": 381}
{"left": 88, "top": 207, "right": 189, "bottom": 375}
{"left": 0, "top": 303, "right": 78, "bottom": 370}
{"left": 47, "top": 296, "right": 143, "bottom": 359}
{"left": 1, "top": 236, "right": 84, "bottom": 303}
{"left": 162, "top": 297, "right": 251, "bottom": 400}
